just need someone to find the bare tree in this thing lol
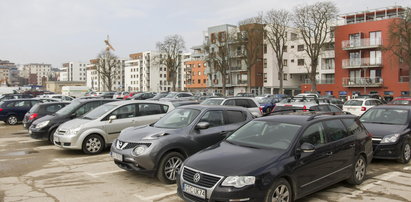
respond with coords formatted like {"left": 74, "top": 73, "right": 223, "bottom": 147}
{"left": 387, "top": 8, "right": 411, "bottom": 93}
{"left": 264, "top": 9, "right": 292, "bottom": 94}
{"left": 294, "top": 1, "right": 337, "bottom": 92}
{"left": 95, "top": 50, "right": 122, "bottom": 91}
{"left": 238, "top": 15, "right": 265, "bottom": 93}
{"left": 156, "top": 34, "right": 185, "bottom": 91}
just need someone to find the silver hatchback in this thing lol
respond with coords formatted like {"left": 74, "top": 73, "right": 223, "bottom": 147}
{"left": 54, "top": 100, "right": 174, "bottom": 154}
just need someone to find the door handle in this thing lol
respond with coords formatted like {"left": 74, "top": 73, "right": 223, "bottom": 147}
{"left": 325, "top": 151, "right": 333, "bottom": 156}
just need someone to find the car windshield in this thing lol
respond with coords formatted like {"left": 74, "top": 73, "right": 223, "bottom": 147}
{"left": 151, "top": 93, "right": 167, "bottom": 99}
{"left": 360, "top": 108, "right": 409, "bottom": 125}
{"left": 201, "top": 99, "right": 224, "bottom": 105}
{"left": 344, "top": 100, "right": 363, "bottom": 106}
{"left": 226, "top": 120, "right": 301, "bottom": 150}
{"left": 82, "top": 104, "right": 118, "bottom": 120}
{"left": 154, "top": 108, "right": 200, "bottom": 129}
{"left": 256, "top": 97, "right": 271, "bottom": 104}
{"left": 55, "top": 100, "right": 82, "bottom": 116}
{"left": 164, "top": 92, "right": 178, "bottom": 98}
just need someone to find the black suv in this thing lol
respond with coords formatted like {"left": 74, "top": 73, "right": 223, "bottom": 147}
{"left": 29, "top": 99, "right": 116, "bottom": 142}
{"left": 110, "top": 105, "right": 253, "bottom": 184}
{"left": 177, "top": 112, "right": 373, "bottom": 202}
{"left": 359, "top": 105, "right": 411, "bottom": 163}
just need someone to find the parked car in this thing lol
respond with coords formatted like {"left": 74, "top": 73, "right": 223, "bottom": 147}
{"left": 177, "top": 112, "right": 373, "bottom": 201}
{"left": 130, "top": 92, "right": 156, "bottom": 100}
{"left": 110, "top": 105, "right": 253, "bottom": 183}
{"left": 235, "top": 93, "right": 255, "bottom": 97}
{"left": 359, "top": 105, "right": 411, "bottom": 163}
{"left": 255, "top": 96, "right": 281, "bottom": 115}
{"left": 0, "top": 94, "right": 33, "bottom": 101}
{"left": 54, "top": 100, "right": 175, "bottom": 154}
{"left": 113, "top": 92, "right": 129, "bottom": 99}
{"left": 38, "top": 94, "right": 74, "bottom": 102}
{"left": 354, "top": 94, "right": 386, "bottom": 103}
{"left": 0, "top": 99, "right": 44, "bottom": 125}
{"left": 273, "top": 97, "right": 342, "bottom": 113}
{"left": 123, "top": 92, "right": 141, "bottom": 100}
{"left": 23, "top": 102, "right": 69, "bottom": 129}
{"left": 170, "top": 100, "right": 200, "bottom": 107}
{"left": 295, "top": 92, "right": 320, "bottom": 98}
{"left": 343, "top": 98, "right": 384, "bottom": 116}
{"left": 390, "top": 97, "right": 411, "bottom": 105}
{"left": 148, "top": 92, "right": 169, "bottom": 101}
{"left": 200, "top": 98, "right": 225, "bottom": 105}
{"left": 159, "top": 92, "right": 194, "bottom": 102}
{"left": 29, "top": 99, "right": 116, "bottom": 143}
{"left": 221, "top": 97, "right": 263, "bottom": 118}
{"left": 100, "top": 92, "right": 116, "bottom": 99}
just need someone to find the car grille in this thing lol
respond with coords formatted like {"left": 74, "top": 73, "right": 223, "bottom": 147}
{"left": 182, "top": 167, "right": 222, "bottom": 188}
{"left": 56, "top": 129, "right": 67, "bottom": 136}
{"left": 115, "top": 140, "right": 151, "bottom": 150}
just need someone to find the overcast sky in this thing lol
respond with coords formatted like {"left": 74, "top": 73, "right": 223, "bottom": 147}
{"left": 1, "top": 0, "right": 410, "bottom": 68}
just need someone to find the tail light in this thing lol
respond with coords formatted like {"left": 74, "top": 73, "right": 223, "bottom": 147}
{"left": 0, "top": 108, "right": 3, "bottom": 112}
{"left": 303, "top": 105, "right": 307, "bottom": 112}
{"left": 29, "top": 113, "right": 38, "bottom": 120}
{"left": 361, "top": 107, "right": 367, "bottom": 111}
{"left": 259, "top": 106, "right": 263, "bottom": 114}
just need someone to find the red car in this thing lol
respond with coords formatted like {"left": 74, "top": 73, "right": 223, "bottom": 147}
{"left": 390, "top": 97, "right": 411, "bottom": 105}
{"left": 123, "top": 92, "right": 140, "bottom": 100}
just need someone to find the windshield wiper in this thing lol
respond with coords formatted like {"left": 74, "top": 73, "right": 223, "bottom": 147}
{"left": 362, "top": 121, "right": 396, "bottom": 125}
{"left": 225, "top": 140, "right": 260, "bottom": 149}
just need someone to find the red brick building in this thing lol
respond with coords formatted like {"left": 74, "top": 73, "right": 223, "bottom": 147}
{"left": 185, "top": 60, "right": 208, "bottom": 91}
{"left": 302, "top": 6, "right": 409, "bottom": 99}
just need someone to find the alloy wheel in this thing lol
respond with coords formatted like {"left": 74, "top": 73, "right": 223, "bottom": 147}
{"left": 85, "top": 137, "right": 102, "bottom": 153}
{"left": 355, "top": 157, "right": 366, "bottom": 181}
{"left": 164, "top": 156, "right": 183, "bottom": 181}
{"left": 8, "top": 116, "right": 17, "bottom": 125}
{"left": 272, "top": 184, "right": 290, "bottom": 202}
{"left": 404, "top": 143, "right": 411, "bottom": 162}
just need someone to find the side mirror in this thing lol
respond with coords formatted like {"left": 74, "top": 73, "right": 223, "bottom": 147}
{"left": 195, "top": 122, "right": 210, "bottom": 130}
{"left": 109, "top": 115, "right": 117, "bottom": 123}
{"left": 300, "top": 142, "right": 315, "bottom": 153}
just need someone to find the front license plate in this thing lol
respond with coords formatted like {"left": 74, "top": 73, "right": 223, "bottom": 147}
{"left": 183, "top": 183, "right": 206, "bottom": 199}
{"left": 111, "top": 152, "right": 123, "bottom": 161}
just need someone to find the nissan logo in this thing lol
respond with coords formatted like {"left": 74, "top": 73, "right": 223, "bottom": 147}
{"left": 193, "top": 173, "right": 201, "bottom": 183}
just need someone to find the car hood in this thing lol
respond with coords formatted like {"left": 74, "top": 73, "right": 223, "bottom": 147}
{"left": 362, "top": 123, "right": 408, "bottom": 138}
{"left": 117, "top": 125, "right": 176, "bottom": 142}
{"left": 32, "top": 114, "right": 56, "bottom": 124}
{"left": 184, "top": 141, "right": 285, "bottom": 176}
{"left": 59, "top": 118, "right": 90, "bottom": 130}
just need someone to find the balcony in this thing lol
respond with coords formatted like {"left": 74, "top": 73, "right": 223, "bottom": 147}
{"left": 304, "top": 79, "right": 335, "bottom": 84}
{"left": 342, "top": 38, "right": 382, "bottom": 50}
{"left": 342, "top": 77, "right": 383, "bottom": 87}
{"left": 320, "top": 50, "right": 335, "bottom": 58}
{"left": 342, "top": 58, "right": 382, "bottom": 69}
{"left": 230, "top": 66, "right": 247, "bottom": 72}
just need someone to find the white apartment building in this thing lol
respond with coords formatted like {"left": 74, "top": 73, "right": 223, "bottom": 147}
{"left": 62, "top": 62, "right": 87, "bottom": 82}
{"left": 22, "top": 63, "right": 52, "bottom": 86}
{"left": 86, "top": 59, "right": 125, "bottom": 92}
{"left": 263, "top": 27, "right": 335, "bottom": 95}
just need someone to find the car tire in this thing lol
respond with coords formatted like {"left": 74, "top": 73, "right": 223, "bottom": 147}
{"left": 6, "top": 115, "right": 18, "bottom": 125}
{"left": 347, "top": 155, "right": 366, "bottom": 185}
{"left": 82, "top": 134, "right": 105, "bottom": 154}
{"left": 157, "top": 152, "right": 185, "bottom": 184}
{"left": 265, "top": 178, "right": 293, "bottom": 202}
{"left": 48, "top": 128, "right": 56, "bottom": 144}
{"left": 398, "top": 141, "right": 411, "bottom": 164}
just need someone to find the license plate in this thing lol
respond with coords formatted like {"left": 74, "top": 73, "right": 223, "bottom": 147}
{"left": 111, "top": 152, "right": 123, "bottom": 161}
{"left": 183, "top": 183, "right": 206, "bottom": 199}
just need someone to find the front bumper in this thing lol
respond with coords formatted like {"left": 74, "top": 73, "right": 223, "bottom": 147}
{"left": 29, "top": 125, "right": 50, "bottom": 140}
{"left": 110, "top": 143, "right": 156, "bottom": 174}
{"left": 373, "top": 141, "right": 403, "bottom": 160}
{"left": 53, "top": 133, "right": 82, "bottom": 150}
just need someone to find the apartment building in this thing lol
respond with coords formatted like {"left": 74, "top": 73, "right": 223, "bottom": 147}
{"left": 86, "top": 58, "right": 125, "bottom": 92}
{"left": 301, "top": 6, "right": 409, "bottom": 98}
{"left": 22, "top": 63, "right": 52, "bottom": 86}
{"left": 61, "top": 62, "right": 87, "bottom": 82}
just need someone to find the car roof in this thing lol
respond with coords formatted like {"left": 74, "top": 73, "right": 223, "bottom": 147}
{"left": 37, "top": 101, "right": 70, "bottom": 106}
{"left": 259, "top": 112, "right": 356, "bottom": 125}
{"left": 2, "top": 98, "right": 42, "bottom": 102}
{"left": 106, "top": 100, "right": 174, "bottom": 106}
{"left": 178, "top": 104, "right": 249, "bottom": 111}
{"left": 76, "top": 98, "right": 116, "bottom": 103}
{"left": 369, "top": 104, "right": 411, "bottom": 110}
{"left": 346, "top": 98, "right": 380, "bottom": 101}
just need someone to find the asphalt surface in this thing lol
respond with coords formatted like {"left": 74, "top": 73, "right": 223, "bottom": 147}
{"left": 0, "top": 122, "right": 410, "bottom": 202}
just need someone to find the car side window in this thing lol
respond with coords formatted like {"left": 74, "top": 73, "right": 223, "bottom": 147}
{"left": 365, "top": 100, "right": 373, "bottom": 106}
{"left": 138, "top": 103, "right": 164, "bottom": 116}
{"left": 45, "top": 104, "right": 64, "bottom": 113}
{"left": 318, "top": 105, "right": 330, "bottom": 111}
{"left": 6, "top": 102, "right": 15, "bottom": 108}
{"left": 323, "top": 120, "right": 349, "bottom": 142}
{"left": 111, "top": 104, "right": 136, "bottom": 119}
{"left": 329, "top": 105, "right": 341, "bottom": 112}
{"left": 235, "top": 99, "right": 250, "bottom": 108}
{"left": 301, "top": 122, "right": 326, "bottom": 146}
{"left": 30, "top": 100, "right": 40, "bottom": 106}
{"left": 14, "top": 100, "right": 31, "bottom": 108}
{"left": 199, "top": 110, "right": 224, "bottom": 128}
{"left": 247, "top": 100, "right": 257, "bottom": 108}
{"left": 75, "top": 101, "right": 101, "bottom": 116}
{"left": 225, "top": 110, "right": 246, "bottom": 124}
{"left": 341, "top": 119, "right": 362, "bottom": 136}
{"left": 310, "top": 106, "right": 319, "bottom": 111}
{"left": 223, "top": 100, "right": 235, "bottom": 106}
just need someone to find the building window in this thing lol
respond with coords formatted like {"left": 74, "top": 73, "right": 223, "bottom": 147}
{"left": 370, "top": 31, "right": 382, "bottom": 45}
{"left": 263, "top": 44, "right": 267, "bottom": 54}
{"left": 283, "top": 59, "right": 288, "bottom": 67}
{"left": 298, "top": 59, "right": 304, "bottom": 66}
{"left": 297, "top": 45, "right": 304, "bottom": 51}
{"left": 198, "top": 72, "right": 201, "bottom": 76}
{"left": 290, "top": 33, "right": 298, "bottom": 40}
{"left": 264, "top": 73, "right": 267, "bottom": 83}
{"left": 263, "top": 59, "right": 267, "bottom": 68}
{"left": 203, "top": 79, "right": 206, "bottom": 83}
{"left": 284, "top": 74, "right": 288, "bottom": 80}
{"left": 291, "top": 59, "right": 295, "bottom": 63}
{"left": 283, "top": 46, "right": 287, "bottom": 52}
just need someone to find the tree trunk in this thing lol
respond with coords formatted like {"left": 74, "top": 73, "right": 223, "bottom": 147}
{"left": 247, "top": 68, "right": 252, "bottom": 93}
{"left": 222, "top": 72, "right": 226, "bottom": 96}
{"left": 310, "top": 59, "right": 318, "bottom": 92}
{"left": 279, "top": 69, "right": 283, "bottom": 95}
{"left": 409, "top": 58, "right": 411, "bottom": 95}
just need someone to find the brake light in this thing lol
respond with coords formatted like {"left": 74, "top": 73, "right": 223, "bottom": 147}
{"left": 29, "top": 113, "right": 38, "bottom": 120}
{"left": 361, "top": 107, "right": 367, "bottom": 111}
{"left": 303, "top": 105, "right": 307, "bottom": 112}
{"left": 0, "top": 108, "right": 2, "bottom": 112}
{"left": 259, "top": 106, "right": 263, "bottom": 113}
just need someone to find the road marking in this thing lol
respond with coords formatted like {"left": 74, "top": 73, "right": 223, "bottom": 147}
{"left": 86, "top": 170, "right": 124, "bottom": 177}
{"left": 134, "top": 191, "right": 177, "bottom": 201}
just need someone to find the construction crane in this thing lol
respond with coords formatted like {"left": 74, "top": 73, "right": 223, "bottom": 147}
{"left": 104, "top": 35, "right": 115, "bottom": 51}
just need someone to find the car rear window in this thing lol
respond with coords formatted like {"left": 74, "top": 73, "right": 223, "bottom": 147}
{"left": 29, "top": 104, "right": 40, "bottom": 113}
{"left": 225, "top": 110, "right": 246, "bottom": 124}
{"left": 341, "top": 119, "right": 362, "bottom": 136}
{"left": 344, "top": 100, "right": 363, "bottom": 106}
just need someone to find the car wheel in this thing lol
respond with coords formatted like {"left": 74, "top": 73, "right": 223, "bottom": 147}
{"left": 48, "top": 128, "right": 56, "bottom": 144}
{"left": 347, "top": 155, "right": 366, "bottom": 185}
{"left": 398, "top": 141, "right": 411, "bottom": 164}
{"left": 157, "top": 152, "right": 184, "bottom": 184}
{"left": 82, "top": 134, "right": 105, "bottom": 154}
{"left": 6, "top": 115, "right": 18, "bottom": 125}
{"left": 265, "top": 178, "right": 292, "bottom": 202}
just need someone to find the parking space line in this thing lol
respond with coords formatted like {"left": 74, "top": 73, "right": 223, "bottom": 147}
{"left": 86, "top": 170, "right": 124, "bottom": 178}
{"left": 134, "top": 191, "right": 177, "bottom": 201}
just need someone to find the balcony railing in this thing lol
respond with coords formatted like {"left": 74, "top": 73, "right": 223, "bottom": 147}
{"left": 342, "top": 58, "right": 382, "bottom": 69}
{"left": 342, "top": 77, "right": 383, "bottom": 87}
{"left": 400, "top": 76, "right": 409, "bottom": 82}
{"left": 304, "top": 79, "right": 335, "bottom": 84}
{"left": 342, "top": 38, "right": 382, "bottom": 50}
{"left": 230, "top": 66, "right": 247, "bottom": 72}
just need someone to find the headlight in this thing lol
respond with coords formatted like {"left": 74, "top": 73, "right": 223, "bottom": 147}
{"left": 66, "top": 127, "right": 81, "bottom": 136}
{"left": 381, "top": 133, "right": 400, "bottom": 143}
{"left": 132, "top": 145, "right": 148, "bottom": 156}
{"left": 221, "top": 176, "right": 255, "bottom": 188}
{"left": 35, "top": 120, "right": 50, "bottom": 129}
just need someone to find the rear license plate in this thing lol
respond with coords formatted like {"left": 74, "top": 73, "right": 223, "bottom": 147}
{"left": 183, "top": 183, "right": 206, "bottom": 199}
{"left": 111, "top": 152, "right": 123, "bottom": 161}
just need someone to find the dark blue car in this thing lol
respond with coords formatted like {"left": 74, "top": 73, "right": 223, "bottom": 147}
{"left": 0, "top": 99, "right": 43, "bottom": 125}
{"left": 255, "top": 97, "right": 281, "bottom": 115}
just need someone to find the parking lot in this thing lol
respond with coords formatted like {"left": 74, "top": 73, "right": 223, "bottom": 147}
{"left": 1, "top": 123, "right": 411, "bottom": 202}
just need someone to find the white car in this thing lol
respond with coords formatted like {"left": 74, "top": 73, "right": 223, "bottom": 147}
{"left": 201, "top": 97, "right": 263, "bottom": 117}
{"left": 38, "top": 94, "right": 74, "bottom": 102}
{"left": 343, "top": 98, "right": 384, "bottom": 116}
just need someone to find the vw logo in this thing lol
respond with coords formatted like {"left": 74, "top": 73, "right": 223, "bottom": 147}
{"left": 193, "top": 173, "right": 201, "bottom": 183}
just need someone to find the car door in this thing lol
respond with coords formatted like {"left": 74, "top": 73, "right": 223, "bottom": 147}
{"left": 293, "top": 122, "right": 336, "bottom": 196}
{"left": 223, "top": 110, "right": 249, "bottom": 133}
{"left": 322, "top": 119, "right": 355, "bottom": 182}
{"left": 191, "top": 110, "right": 227, "bottom": 152}
{"left": 103, "top": 104, "right": 138, "bottom": 143}
{"left": 13, "top": 100, "right": 33, "bottom": 120}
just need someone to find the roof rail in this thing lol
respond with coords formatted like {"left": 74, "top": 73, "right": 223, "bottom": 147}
{"left": 271, "top": 108, "right": 316, "bottom": 114}
{"left": 307, "top": 111, "right": 347, "bottom": 121}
